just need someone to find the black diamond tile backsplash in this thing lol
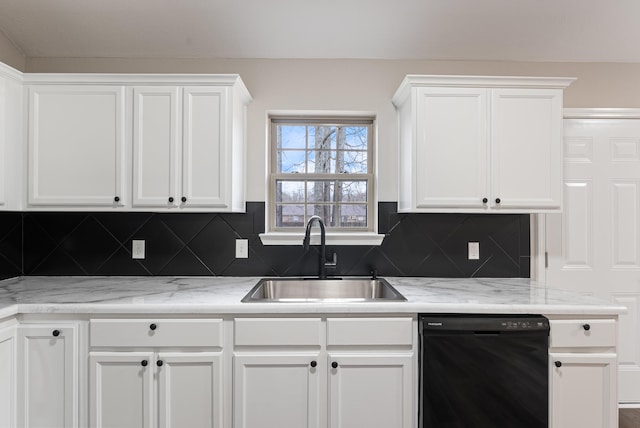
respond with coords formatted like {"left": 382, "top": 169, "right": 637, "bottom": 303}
{"left": 0, "top": 202, "right": 530, "bottom": 278}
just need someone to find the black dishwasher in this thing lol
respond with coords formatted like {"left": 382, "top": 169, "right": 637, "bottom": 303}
{"left": 419, "top": 314, "right": 549, "bottom": 428}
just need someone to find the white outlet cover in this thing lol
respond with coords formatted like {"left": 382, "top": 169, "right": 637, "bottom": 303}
{"left": 468, "top": 242, "right": 480, "bottom": 260}
{"left": 132, "top": 240, "right": 145, "bottom": 259}
{"left": 236, "top": 239, "right": 249, "bottom": 258}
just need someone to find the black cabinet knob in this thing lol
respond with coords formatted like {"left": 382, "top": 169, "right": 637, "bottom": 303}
{"left": 181, "top": 196, "right": 187, "bottom": 203}
{"left": 157, "top": 360, "right": 164, "bottom": 367}
{"left": 482, "top": 198, "right": 488, "bottom": 204}
{"left": 141, "top": 360, "right": 148, "bottom": 367}
{"left": 583, "top": 324, "right": 591, "bottom": 331}
{"left": 331, "top": 362, "right": 338, "bottom": 369}
{"left": 114, "top": 196, "right": 120, "bottom": 203}
{"left": 495, "top": 198, "right": 501, "bottom": 204}
{"left": 168, "top": 197, "right": 174, "bottom": 203}
{"left": 149, "top": 323, "right": 157, "bottom": 331}
{"left": 310, "top": 361, "right": 317, "bottom": 368}
{"left": 554, "top": 361, "right": 562, "bottom": 368}
{"left": 52, "top": 329, "right": 60, "bottom": 337}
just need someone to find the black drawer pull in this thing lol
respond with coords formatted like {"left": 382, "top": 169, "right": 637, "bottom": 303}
{"left": 141, "top": 360, "right": 148, "bottom": 367}
{"left": 310, "top": 361, "right": 317, "bottom": 368}
{"left": 583, "top": 324, "right": 591, "bottom": 331}
{"left": 149, "top": 323, "right": 157, "bottom": 331}
{"left": 52, "top": 329, "right": 61, "bottom": 337}
{"left": 554, "top": 361, "right": 562, "bottom": 368}
{"left": 331, "top": 362, "right": 338, "bottom": 369}
{"left": 157, "top": 360, "right": 164, "bottom": 367}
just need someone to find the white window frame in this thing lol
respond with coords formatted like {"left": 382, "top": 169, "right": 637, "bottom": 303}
{"left": 259, "top": 113, "right": 385, "bottom": 246}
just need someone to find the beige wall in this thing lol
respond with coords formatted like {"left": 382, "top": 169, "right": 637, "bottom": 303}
{"left": 18, "top": 57, "right": 640, "bottom": 201}
{"left": 0, "top": 31, "right": 25, "bottom": 71}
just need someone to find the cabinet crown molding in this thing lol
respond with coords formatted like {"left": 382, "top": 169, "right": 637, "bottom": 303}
{"left": 392, "top": 75, "right": 576, "bottom": 106}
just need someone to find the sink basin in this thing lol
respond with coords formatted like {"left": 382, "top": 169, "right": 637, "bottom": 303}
{"left": 241, "top": 277, "right": 406, "bottom": 303}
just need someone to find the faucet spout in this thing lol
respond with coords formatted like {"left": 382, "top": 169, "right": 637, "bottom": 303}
{"left": 303, "top": 215, "right": 328, "bottom": 279}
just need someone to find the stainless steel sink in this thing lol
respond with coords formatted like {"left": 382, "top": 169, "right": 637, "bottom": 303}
{"left": 241, "top": 277, "right": 406, "bottom": 303}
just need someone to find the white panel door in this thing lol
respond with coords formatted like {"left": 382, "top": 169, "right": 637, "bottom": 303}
{"left": 0, "top": 326, "right": 16, "bottom": 428}
{"left": 133, "top": 86, "right": 180, "bottom": 207}
{"left": 546, "top": 115, "right": 640, "bottom": 402}
{"left": 27, "top": 85, "right": 126, "bottom": 206}
{"left": 414, "top": 87, "right": 489, "bottom": 208}
{"left": 90, "top": 352, "right": 154, "bottom": 428}
{"left": 233, "top": 353, "right": 322, "bottom": 428}
{"left": 18, "top": 324, "right": 78, "bottom": 428}
{"left": 550, "top": 353, "right": 617, "bottom": 428}
{"left": 157, "top": 352, "right": 223, "bottom": 428}
{"left": 328, "top": 354, "right": 413, "bottom": 428}
{"left": 182, "top": 86, "right": 229, "bottom": 208}
{"left": 491, "top": 88, "right": 563, "bottom": 209}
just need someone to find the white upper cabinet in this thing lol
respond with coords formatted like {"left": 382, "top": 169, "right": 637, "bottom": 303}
{"left": 133, "top": 82, "right": 249, "bottom": 211}
{"left": 0, "top": 64, "right": 24, "bottom": 211}
{"left": 26, "top": 74, "right": 251, "bottom": 211}
{"left": 393, "top": 75, "right": 574, "bottom": 213}
{"left": 27, "top": 84, "right": 126, "bottom": 207}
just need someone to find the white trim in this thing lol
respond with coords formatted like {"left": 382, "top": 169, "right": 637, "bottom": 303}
{"left": 393, "top": 75, "right": 576, "bottom": 106}
{"left": 564, "top": 108, "right": 640, "bottom": 119}
{"left": 259, "top": 232, "right": 385, "bottom": 246}
{"left": 0, "top": 62, "right": 23, "bottom": 82}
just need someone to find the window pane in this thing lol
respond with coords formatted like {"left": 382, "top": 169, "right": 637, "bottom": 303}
{"left": 278, "top": 125, "right": 307, "bottom": 150}
{"left": 307, "top": 181, "right": 335, "bottom": 203}
{"left": 276, "top": 204, "right": 305, "bottom": 227}
{"left": 338, "top": 181, "right": 367, "bottom": 202}
{"left": 278, "top": 150, "right": 306, "bottom": 173}
{"left": 338, "top": 151, "right": 367, "bottom": 173}
{"left": 276, "top": 181, "right": 305, "bottom": 203}
{"left": 308, "top": 204, "right": 336, "bottom": 227}
{"left": 339, "top": 204, "right": 368, "bottom": 228}
{"left": 310, "top": 126, "right": 336, "bottom": 150}
{"left": 308, "top": 150, "right": 336, "bottom": 174}
{"left": 344, "top": 126, "right": 368, "bottom": 150}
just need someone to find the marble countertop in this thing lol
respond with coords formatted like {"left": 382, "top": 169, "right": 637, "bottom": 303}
{"left": 0, "top": 276, "right": 625, "bottom": 318}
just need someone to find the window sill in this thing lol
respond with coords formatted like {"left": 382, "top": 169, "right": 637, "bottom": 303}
{"left": 259, "top": 232, "right": 386, "bottom": 246}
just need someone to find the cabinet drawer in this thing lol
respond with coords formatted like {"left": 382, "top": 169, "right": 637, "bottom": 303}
{"left": 327, "top": 317, "right": 413, "bottom": 346}
{"left": 90, "top": 319, "right": 223, "bottom": 348}
{"left": 235, "top": 318, "right": 322, "bottom": 346}
{"left": 550, "top": 319, "right": 616, "bottom": 348}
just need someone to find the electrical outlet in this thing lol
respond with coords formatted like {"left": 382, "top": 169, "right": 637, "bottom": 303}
{"left": 236, "top": 239, "right": 249, "bottom": 258}
{"left": 132, "top": 240, "right": 145, "bottom": 259}
{"left": 468, "top": 242, "right": 480, "bottom": 260}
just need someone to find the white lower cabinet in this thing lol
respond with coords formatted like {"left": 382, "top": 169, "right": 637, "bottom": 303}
{"left": 234, "top": 353, "right": 322, "bottom": 428}
{"left": 328, "top": 354, "right": 413, "bottom": 428}
{"left": 17, "top": 322, "right": 82, "bottom": 428}
{"left": 89, "top": 318, "right": 225, "bottom": 428}
{"left": 548, "top": 317, "right": 618, "bottom": 428}
{"left": 233, "top": 316, "right": 415, "bottom": 428}
{"left": 90, "top": 351, "right": 223, "bottom": 428}
{"left": 0, "top": 321, "right": 17, "bottom": 428}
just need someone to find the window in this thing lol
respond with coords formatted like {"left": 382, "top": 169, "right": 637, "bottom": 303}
{"left": 269, "top": 116, "right": 374, "bottom": 233}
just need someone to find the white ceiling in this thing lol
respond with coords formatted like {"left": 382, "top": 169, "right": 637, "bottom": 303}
{"left": 0, "top": 0, "right": 639, "bottom": 62}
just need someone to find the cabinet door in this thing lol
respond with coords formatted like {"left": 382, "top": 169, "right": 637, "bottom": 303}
{"left": 133, "top": 86, "right": 181, "bottom": 208}
{"left": 0, "top": 326, "right": 16, "bottom": 428}
{"left": 414, "top": 87, "right": 489, "bottom": 209}
{"left": 90, "top": 352, "right": 154, "bottom": 428}
{"left": 234, "top": 353, "right": 322, "bottom": 428}
{"left": 27, "top": 85, "right": 126, "bottom": 206}
{"left": 328, "top": 354, "right": 413, "bottom": 428}
{"left": 18, "top": 324, "right": 78, "bottom": 428}
{"left": 182, "top": 86, "right": 229, "bottom": 208}
{"left": 157, "top": 352, "right": 223, "bottom": 428}
{"left": 491, "top": 88, "right": 563, "bottom": 210}
{"left": 550, "top": 353, "right": 617, "bottom": 428}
